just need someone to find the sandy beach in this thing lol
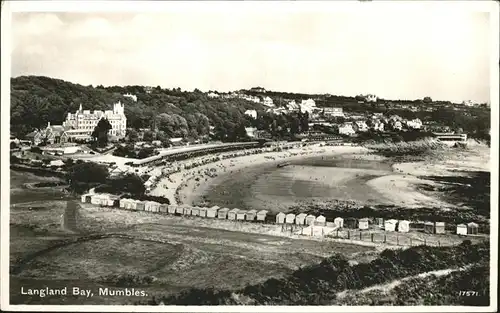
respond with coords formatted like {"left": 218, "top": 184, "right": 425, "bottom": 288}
{"left": 150, "top": 141, "right": 491, "bottom": 212}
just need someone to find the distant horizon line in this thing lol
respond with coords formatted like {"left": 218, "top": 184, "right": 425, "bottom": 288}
{"left": 10, "top": 74, "right": 490, "bottom": 105}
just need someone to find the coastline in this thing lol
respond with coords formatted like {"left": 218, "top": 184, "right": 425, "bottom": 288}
{"left": 151, "top": 140, "right": 491, "bottom": 213}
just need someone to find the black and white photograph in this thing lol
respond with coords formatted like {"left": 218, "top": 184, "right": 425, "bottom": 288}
{"left": 1, "top": 1, "right": 498, "bottom": 311}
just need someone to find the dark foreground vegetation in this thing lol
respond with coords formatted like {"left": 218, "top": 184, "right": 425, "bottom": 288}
{"left": 138, "top": 240, "right": 489, "bottom": 306}
{"left": 334, "top": 260, "right": 490, "bottom": 306}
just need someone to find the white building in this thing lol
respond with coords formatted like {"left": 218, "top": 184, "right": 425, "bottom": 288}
{"left": 208, "top": 92, "right": 220, "bottom": 98}
{"left": 338, "top": 123, "right": 356, "bottom": 136}
{"left": 63, "top": 102, "right": 127, "bottom": 139}
{"left": 321, "top": 107, "right": 344, "bottom": 117}
{"left": 406, "top": 118, "right": 423, "bottom": 129}
{"left": 365, "top": 94, "right": 378, "bottom": 102}
{"left": 353, "top": 121, "right": 369, "bottom": 132}
{"left": 299, "top": 99, "right": 316, "bottom": 114}
{"left": 263, "top": 96, "right": 274, "bottom": 107}
{"left": 244, "top": 110, "right": 258, "bottom": 119}
{"left": 123, "top": 93, "right": 137, "bottom": 102}
{"left": 462, "top": 100, "right": 474, "bottom": 107}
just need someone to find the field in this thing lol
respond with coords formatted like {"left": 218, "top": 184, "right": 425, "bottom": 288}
{"left": 9, "top": 170, "right": 376, "bottom": 305}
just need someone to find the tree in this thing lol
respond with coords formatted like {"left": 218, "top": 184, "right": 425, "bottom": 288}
{"left": 91, "top": 118, "right": 112, "bottom": 147}
{"left": 127, "top": 129, "right": 139, "bottom": 142}
{"left": 111, "top": 173, "right": 145, "bottom": 195}
{"left": 143, "top": 130, "right": 155, "bottom": 142}
{"left": 423, "top": 97, "right": 432, "bottom": 104}
{"left": 67, "top": 162, "right": 109, "bottom": 188}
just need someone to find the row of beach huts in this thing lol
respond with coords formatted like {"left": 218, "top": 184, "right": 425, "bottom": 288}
{"left": 81, "top": 193, "right": 480, "bottom": 236}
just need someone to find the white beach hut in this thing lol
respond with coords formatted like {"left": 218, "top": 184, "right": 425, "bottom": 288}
{"left": 334, "top": 217, "right": 344, "bottom": 228}
{"left": 276, "top": 212, "right": 286, "bottom": 224}
{"left": 398, "top": 220, "right": 411, "bottom": 233}
{"left": 358, "top": 218, "right": 369, "bottom": 230}
{"left": 199, "top": 207, "right": 208, "bottom": 218}
{"left": 285, "top": 213, "right": 296, "bottom": 224}
{"left": 191, "top": 206, "right": 200, "bottom": 217}
{"left": 236, "top": 210, "right": 247, "bottom": 221}
{"left": 295, "top": 213, "right": 307, "bottom": 225}
{"left": 256, "top": 210, "right": 268, "bottom": 222}
{"left": 315, "top": 215, "right": 326, "bottom": 226}
{"left": 305, "top": 215, "right": 316, "bottom": 226}
{"left": 457, "top": 224, "right": 467, "bottom": 236}
{"left": 384, "top": 219, "right": 398, "bottom": 232}
{"left": 246, "top": 209, "right": 257, "bottom": 221}
{"left": 208, "top": 206, "right": 220, "bottom": 218}
{"left": 167, "top": 205, "right": 177, "bottom": 214}
{"left": 228, "top": 208, "right": 239, "bottom": 220}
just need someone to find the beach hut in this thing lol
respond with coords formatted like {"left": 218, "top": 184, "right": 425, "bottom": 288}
{"left": 435, "top": 222, "right": 446, "bottom": 234}
{"left": 135, "top": 201, "right": 145, "bottom": 211}
{"left": 457, "top": 224, "right": 467, "bottom": 236}
{"left": 256, "top": 210, "right": 268, "bottom": 222}
{"left": 334, "top": 217, "right": 344, "bottom": 229}
{"left": 276, "top": 212, "right": 286, "bottom": 224}
{"left": 176, "top": 205, "right": 185, "bottom": 215}
{"left": 208, "top": 206, "right": 220, "bottom": 218}
{"left": 119, "top": 198, "right": 129, "bottom": 208}
{"left": 376, "top": 218, "right": 384, "bottom": 228}
{"left": 183, "top": 206, "right": 193, "bottom": 216}
{"left": 295, "top": 213, "right": 307, "bottom": 225}
{"left": 167, "top": 205, "right": 177, "bottom": 214}
{"left": 199, "top": 207, "right": 208, "bottom": 218}
{"left": 191, "top": 206, "right": 200, "bottom": 217}
{"left": 424, "top": 221, "right": 435, "bottom": 234}
{"left": 384, "top": 219, "right": 398, "bottom": 232}
{"left": 159, "top": 203, "right": 168, "bottom": 213}
{"left": 236, "top": 210, "right": 247, "bottom": 221}
{"left": 246, "top": 210, "right": 257, "bottom": 221}
{"left": 398, "top": 220, "right": 410, "bottom": 233}
{"left": 315, "top": 215, "right": 326, "bottom": 226}
{"left": 285, "top": 213, "right": 296, "bottom": 224}
{"left": 345, "top": 218, "right": 358, "bottom": 229}
{"left": 127, "top": 200, "right": 138, "bottom": 210}
{"left": 228, "top": 208, "right": 239, "bottom": 220}
{"left": 305, "top": 214, "right": 316, "bottom": 226}
{"left": 358, "top": 218, "right": 369, "bottom": 230}
{"left": 467, "top": 222, "right": 479, "bottom": 235}
{"left": 144, "top": 201, "right": 153, "bottom": 212}
{"left": 217, "top": 207, "right": 229, "bottom": 219}
{"left": 150, "top": 201, "right": 161, "bottom": 213}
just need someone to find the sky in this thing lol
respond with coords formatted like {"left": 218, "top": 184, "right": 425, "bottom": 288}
{"left": 9, "top": 3, "right": 494, "bottom": 103}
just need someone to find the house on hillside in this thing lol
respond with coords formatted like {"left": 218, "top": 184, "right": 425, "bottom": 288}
{"left": 384, "top": 219, "right": 398, "bottom": 232}
{"left": 353, "top": 121, "right": 369, "bottom": 132}
{"left": 244, "top": 110, "right": 258, "bottom": 119}
{"left": 263, "top": 96, "right": 274, "bottom": 107}
{"left": 406, "top": 118, "right": 423, "bottom": 130}
{"left": 338, "top": 123, "right": 356, "bottom": 136}
{"left": 467, "top": 222, "right": 479, "bottom": 235}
